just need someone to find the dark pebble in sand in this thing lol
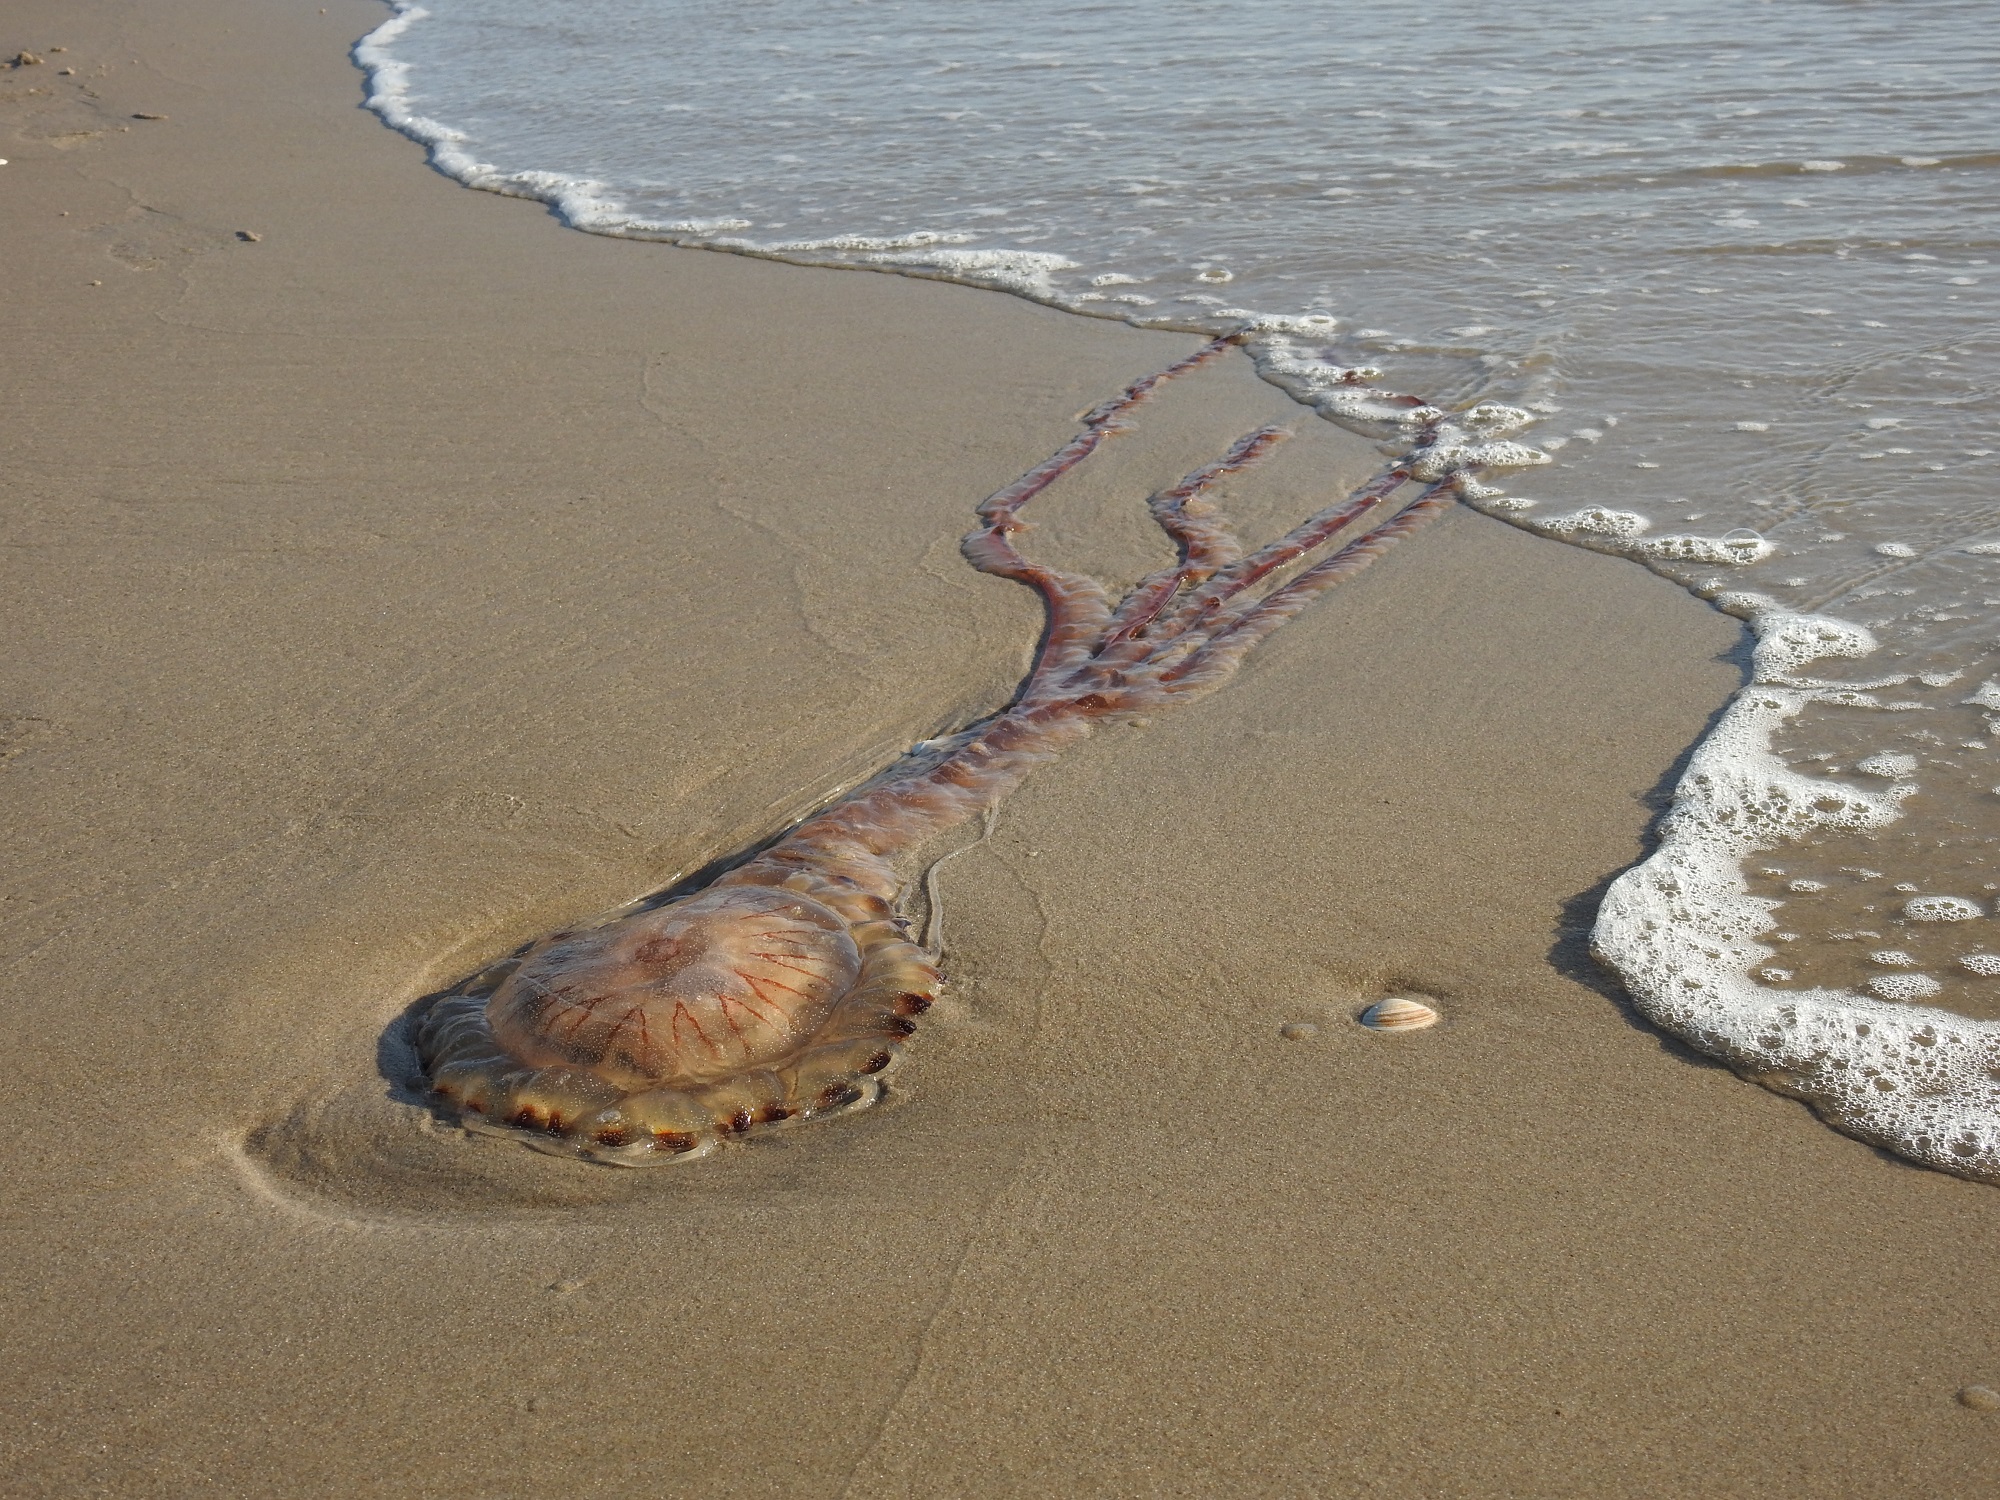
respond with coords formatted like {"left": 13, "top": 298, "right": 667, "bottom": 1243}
{"left": 132, "top": 112, "right": 167, "bottom": 121}
{"left": 1278, "top": 1021, "right": 1319, "bottom": 1041}
{"left": 1957, "top": 1384, "right": 2000, "bottom": 1411}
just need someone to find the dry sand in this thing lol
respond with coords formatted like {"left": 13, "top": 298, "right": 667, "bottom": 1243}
{"left": 3, "top": 1, "right": 1996, "bottom": 1495}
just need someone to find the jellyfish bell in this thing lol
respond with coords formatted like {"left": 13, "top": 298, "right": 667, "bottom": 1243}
{"left": 415, "top": 869, "right": 943, "bottom": 1161}
{"left": 485, "top": 887, "right": 863, "bottom": 1090}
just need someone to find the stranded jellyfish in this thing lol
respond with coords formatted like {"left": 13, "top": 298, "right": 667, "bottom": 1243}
{"left": 414, "top": 335, "right": 1504, "bottom": 1163}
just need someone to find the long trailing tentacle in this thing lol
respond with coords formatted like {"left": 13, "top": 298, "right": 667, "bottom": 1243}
{"left": 747, "top": 343, "right": 1464, "bottom": 897}
{"left": 1156, "top": 483, "right": 1455, "bottom": 694}
{"left": 1087, "top": 425, "right": 1285, "bottom": 664}
{"left": 965, "top": 335, "right": 1238, "bottom": 698}
{"left": 1151, "top": 461, "right": 1416, "bottom": 638}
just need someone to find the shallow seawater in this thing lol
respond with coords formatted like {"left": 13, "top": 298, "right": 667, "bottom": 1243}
{"left": 358, "top": 0, "right": 1999, "bottom": 1168}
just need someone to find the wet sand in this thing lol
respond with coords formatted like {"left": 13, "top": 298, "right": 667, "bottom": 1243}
{"left": 2, "top": 1, "right": 1996, "bottom": 1495}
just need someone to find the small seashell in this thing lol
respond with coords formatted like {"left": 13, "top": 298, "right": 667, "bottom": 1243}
{"left": 1956, "top": 1384, "right": 2000, "bottom": 1411}
{"left": 1359, "top": 997, "right": 1439, "bottom": 1032}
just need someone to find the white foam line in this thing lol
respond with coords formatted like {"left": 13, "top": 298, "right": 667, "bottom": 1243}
{"left": 1592, "top": 603, "right": 2000, "bottom": 1180}
{"left": 356, "top": 6, "right": 1099, "bottom": 308}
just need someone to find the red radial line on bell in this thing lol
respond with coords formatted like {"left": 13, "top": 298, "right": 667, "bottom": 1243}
{"left": 738, "top": 974, "right": 810, "bottom": 1027}
{"left": 746, "top": 955, "right": 823, "bottom": 976}
{"left": 600, "top": 1002, "right": 655, "bottom": 1058}
{"left": 670, "top": 1000, "right": 724, "bottom": 1060}
{"left": 741, "top": 968, "right": 812, "bottom": 1000}
{"left": 549, "top": 993, "right": 609, "bottom": 1041}
{"left": 716, "top": 997, "right": 754, "bottom": 1044}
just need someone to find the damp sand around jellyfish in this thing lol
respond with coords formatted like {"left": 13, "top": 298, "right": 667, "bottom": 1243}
{"left": 408, "top": 337, "right": 1521, "bottom": 1164}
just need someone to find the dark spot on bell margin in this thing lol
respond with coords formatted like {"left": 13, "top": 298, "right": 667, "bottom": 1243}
{"left": 817, "top": 1083, "right": 863, "bottom": 1110}
{"left": 652, "top": 1131, "right": 699, "bottom": 1154}
{"left": 862, "top": 1051, "right": 893, "bottom": 1074}
{"left": 894, "top": 992, "right": 933, "bottom": 1016}
{"left": 593, "top": 1126, "right": 632, "bottom": 1149}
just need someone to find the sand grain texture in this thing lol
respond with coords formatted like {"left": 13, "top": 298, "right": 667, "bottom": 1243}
{"left": 2, "top": 2, "right": 1996, "bottom": 1496}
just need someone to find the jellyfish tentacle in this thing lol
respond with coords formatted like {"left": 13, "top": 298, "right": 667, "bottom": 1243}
{"left": 755, "top": 490, "right": 1455, "bottom": 893}
{"left": 745, "top": 701, "right": 1095, "bottom": 895}
{"left": 768, "top": 447, "right": 1447, "bottom": 883}
{"left": 1091, "top": 426, "right": 1283, "bottom": 661}
{"left": 1153, "top": 463, "right": 1416, "bottom": 639}
{"left": 1159, "top": 484, "right": 1455, "bottom": 693}
{"left": 971, "top": 335, "right": 1238, "bottom": 698}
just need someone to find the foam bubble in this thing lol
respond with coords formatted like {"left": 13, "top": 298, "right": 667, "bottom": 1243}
{"left": 1870, "top": 973, "right": 1943, "bottom": 1000}
{"left": 1960, "top": 954, "right": 2000, "bottom": 977}
{"left": 1857, "top": 753, "right": 1918, "bottom": 778}
{"left": 857, "top": 246, "right": 1078, "bottom": 298}
{"left": 1537, "top": 506, "right": 1651, "bottom": 538}
{"left": 1748, "top": 610, "right": 1877, "bottom": 681}
{"left": 1637, "top": 532, "right": 1774, "bottom": 566}
{"left": 1906, "top": 895, "right": 1982, "bottom": 922}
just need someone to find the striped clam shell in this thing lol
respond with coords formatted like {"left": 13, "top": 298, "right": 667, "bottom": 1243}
{"left": 1358, "top": 997, "right": 1440, "bottom": 1032}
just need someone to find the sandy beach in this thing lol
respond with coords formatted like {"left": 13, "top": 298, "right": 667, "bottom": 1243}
{"left": 3, "top": 1, "right": 1996, "bottom": 1494}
